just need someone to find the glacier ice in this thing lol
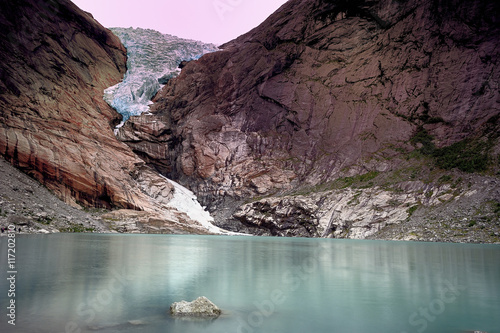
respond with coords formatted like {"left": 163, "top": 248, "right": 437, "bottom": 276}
{"left": 104, "top": 27, "right": 218, "bottom": 124}
{"left": 103, "top": 28, "right": 237, "bottom": 234}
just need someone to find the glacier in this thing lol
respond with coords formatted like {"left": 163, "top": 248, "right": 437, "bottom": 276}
{"left": 104, "top": 28, "right": 236, "bottom": 234}
{"left": 104, "top": 27, "right": 218, "bottom": 125}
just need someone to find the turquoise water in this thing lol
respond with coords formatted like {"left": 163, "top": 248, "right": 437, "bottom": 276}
{"left": 0, "top": 234, "right": 499, "bottom": 333}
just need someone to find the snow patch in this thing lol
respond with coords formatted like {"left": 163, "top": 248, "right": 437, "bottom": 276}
{"left": 162, "top": 177, "right": 246, "bottom": 235}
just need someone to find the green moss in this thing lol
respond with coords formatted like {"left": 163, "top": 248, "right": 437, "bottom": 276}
{"left": 336, "top": 171, "right": 380, "bottom": 189}
{"left": 493, "top": 201, "right": 500, "bottom": 218}
{"left": 410, "top": 127, "right": 436, "bottom": 155}
{"left": 291, "top": 171, "right": 380, "bottom": 196}
{"left": 438, "top": 174, "right": 453, "bottom": 184}
{"left": 37, "top": 216, "right": 53, "bottom": 225}
{"left": 410, "top": 128, "right": 493, "bottom": 173}
{"left": 347, "top": 191, "right": 363, "bottom": 205}
{"left": 407, "top": 205, "right": 419, "bottom": 217}
{"left": 61, "top": 223, "right": 95, "bottom": 233}
{"left": 82, "top": 207, "right": 109, "bottom": 214}
{"left": 451, "top": 177, "right": 463, "bottom": 188}
{"left": 433, "top": 139, "right": 490, "bottom": 173}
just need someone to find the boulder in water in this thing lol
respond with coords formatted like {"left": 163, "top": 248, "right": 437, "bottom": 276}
{"left": 170, "top": 296, "right": 221, "bottom": 317}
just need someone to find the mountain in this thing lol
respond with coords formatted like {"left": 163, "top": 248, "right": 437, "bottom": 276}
{"left": 0, "top": 0, "right": 224, "bottom": 234}
{"left": 119, "top": 0, "right": 500, "bottom": 241}
{"left": 0, "top": 0, "right": 498, "bottom": 241}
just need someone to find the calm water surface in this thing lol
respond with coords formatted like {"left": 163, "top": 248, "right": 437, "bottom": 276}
{"left": 0, "top": 234, "right": 499, "bottom": 333}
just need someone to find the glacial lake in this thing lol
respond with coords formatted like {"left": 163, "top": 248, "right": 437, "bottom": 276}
{"left": 1, "top": 234, "right": 499, "bottom": 333}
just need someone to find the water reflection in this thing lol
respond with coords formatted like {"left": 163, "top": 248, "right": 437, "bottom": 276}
{"left": 0, "top": 235, "right": 499, "bottom": 333}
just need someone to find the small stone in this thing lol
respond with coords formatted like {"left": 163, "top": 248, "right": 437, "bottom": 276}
{"left": 36, "top": 212, "right": 48, "bottom": 218}
{"left": 170, "top": 296, "right": 221, "bottom": 317}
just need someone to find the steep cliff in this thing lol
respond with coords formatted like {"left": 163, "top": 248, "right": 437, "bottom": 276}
{"left": 0, "top": 0, "right": 175, "bottom": 211}
{"left": 119, "top": 0, "right": 500, "bottom": 240}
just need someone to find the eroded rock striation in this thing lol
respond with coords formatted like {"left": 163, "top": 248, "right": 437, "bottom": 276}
{"left": 120, "top": 0, "right": 499, "bottom": 197}
{"left": 118, "top": 0, "right": 499, "bottom": 238}
{"left": 0, "top": 0, "right": 176, "bottom": 211}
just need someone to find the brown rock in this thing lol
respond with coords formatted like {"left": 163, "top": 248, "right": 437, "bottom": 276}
{"left": 0, "top": 0, "right": 174, "bottom": 211}
{"left": 119, "top": 0, "right": 499, "bottom": 208}
{"left": 233, "top": 196, "right": 321, "bottom": 237}
{"left": 101, "top": 208, "right": 216, "bottom": 235}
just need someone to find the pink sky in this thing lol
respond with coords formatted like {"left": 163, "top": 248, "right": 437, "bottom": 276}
{"left": 71, "top": 0, "right": 289, "bottom": 45}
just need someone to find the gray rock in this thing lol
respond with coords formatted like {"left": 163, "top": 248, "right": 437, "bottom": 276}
{"left": 170, "top": 297, "right": 221, "bottom": 317}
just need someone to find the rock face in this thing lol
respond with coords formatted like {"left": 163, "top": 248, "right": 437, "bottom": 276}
{"left": 170, "top": 297, "right": 221, "bottom": 317}
{"left": 100, "top": 209, "right": 217, "bottom": 235}
{"left": 120, "top": 0, "right": 499, "bottom": 203}
{"left": 117, "top": 0, "right": 499, "bottom": 238}
{"left": 0, "top": 0, "right": 176, "bottom": 210}
{"left": 233, "top": 173, "right": 500, "bottom": 241}
{"left": 0, "top": 156, "right": 109, "bottom": 234}
{"left": 1, "top": 0, "right": 498, "bottom": 240}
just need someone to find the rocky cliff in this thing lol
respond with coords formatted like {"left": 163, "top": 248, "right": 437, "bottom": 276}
{"left": 0, "top": 0, "right": 174, "bottom": 211}
{"left": 0, "top": 0, "right": 240, "bottom": 234}
{"left": 119, "top": 0, "right": 500, "bottom": 240}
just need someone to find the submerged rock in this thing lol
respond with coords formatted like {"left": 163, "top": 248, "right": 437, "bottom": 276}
{"left": 170, "top": 297, "right": 221, "bottom": 317}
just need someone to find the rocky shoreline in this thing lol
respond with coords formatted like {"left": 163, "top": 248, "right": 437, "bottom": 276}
{"left": 2, "top": 156, "right": 499, "bottom": 243}
{"left": 0, "top": 157, "right": 107, "bottom": 235}
{"left": 0, "top": 157, "right": 213, "bottom": 236}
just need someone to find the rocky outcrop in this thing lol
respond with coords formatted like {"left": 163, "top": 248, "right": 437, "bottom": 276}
{"left": 116, "top": 0, "right": 499, "bottom": 239}
{"left": 0, "top": 0, "right": 177, "bottom": 211}
{"left": 0, "top": 156, "right": 109, "bottom": 234}
{"left": 120, "top": 0, "right": 499, "bottom": 203}
{"left": 231, "top": 167, "right": 500, "bottom": 242}
{"left": 170, "top": 297, "right": 221, "bottom": 317}
{"left": 100, "top": 209, "right": 216, "bottom": 234}
{"left": 233, "top": 196, "right": 322, "bottom": 237}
